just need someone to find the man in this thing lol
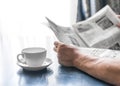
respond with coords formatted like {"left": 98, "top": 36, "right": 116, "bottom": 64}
{"left": 54, "top": 16, "right": 120, "bottom": 86}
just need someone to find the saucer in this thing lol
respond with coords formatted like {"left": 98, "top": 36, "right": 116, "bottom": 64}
{"left": 17, "top": 58, "right": 52, "bottom": 71}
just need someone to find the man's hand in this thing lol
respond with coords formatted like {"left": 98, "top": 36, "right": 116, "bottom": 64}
{"left": 54, "top": 41, "right": 120, "bottom": 85}
{"left": 54, "top": 41, "right": 85, "bottom": 67}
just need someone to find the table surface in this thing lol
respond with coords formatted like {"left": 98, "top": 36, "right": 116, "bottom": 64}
{"left": 0, "top": 35, "right": 112, "bottom": 86}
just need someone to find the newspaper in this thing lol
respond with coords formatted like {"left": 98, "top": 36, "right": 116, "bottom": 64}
{"left": 45, "top": 17, "right": 86, "bottom": 47}
{"left": 78, "top": 47, "right": 120, "bottom": 59}
{"left": 73, "top": 5, "right": 120, "bottom": 49}
{"left": 45, "top": 5, "right": 120, "bottom": 59}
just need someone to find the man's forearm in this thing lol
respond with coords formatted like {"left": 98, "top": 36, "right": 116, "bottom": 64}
{"left": 73, "top": 55, "right": 120, "bottom": 85}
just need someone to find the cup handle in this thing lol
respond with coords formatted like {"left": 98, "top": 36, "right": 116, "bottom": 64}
{"left": 17, "top": 54, "right": 26, "bottom": 64}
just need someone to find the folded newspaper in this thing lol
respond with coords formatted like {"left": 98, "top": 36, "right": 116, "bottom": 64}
{"left": 45, "top": 5, "right": 120, "bottom": 59}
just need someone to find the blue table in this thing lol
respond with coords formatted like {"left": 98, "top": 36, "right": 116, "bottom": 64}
{"left": 0, "top": 36, "right": 112, "bottom": 86}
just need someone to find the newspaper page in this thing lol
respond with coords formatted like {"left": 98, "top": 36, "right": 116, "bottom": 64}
{"left": 45, "top": 5, "right": 120, "bottom": 59}
{"left": 73, "top": 5, "right": 120, "bottom": 50}
{"left": 78, "top": 47, "right": 120, "bottom": 59}
{"left": 45, "top": 17, "right": 86, "bottom": 47}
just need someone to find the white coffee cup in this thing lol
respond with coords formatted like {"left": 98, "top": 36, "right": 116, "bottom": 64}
{"left": 17, "top": 47, "right": 47, "bottom": 67}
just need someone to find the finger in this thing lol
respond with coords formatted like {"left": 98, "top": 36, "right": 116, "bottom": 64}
{"left": 54, "top": 41, "right": 64, "bottom": 47}
{"left": 58, "top": 59, "right": 73, "bottom": 67}
{"left": 54, "top": 41, "right": 64, "bottom": 51}
{"left": 54, "top": 41, "right": 60, "bottom": 46}
{"left": 53, "top": 47, "right": 57, "bottom": 52}
{"left": 117, "top": 15, "right": 120, "bottom": 18}
{"left": 116, "top": 24, "right": 120, "bottom": 28}
{"left": 54, "top": 41, "right": 59, "bottom": 50}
